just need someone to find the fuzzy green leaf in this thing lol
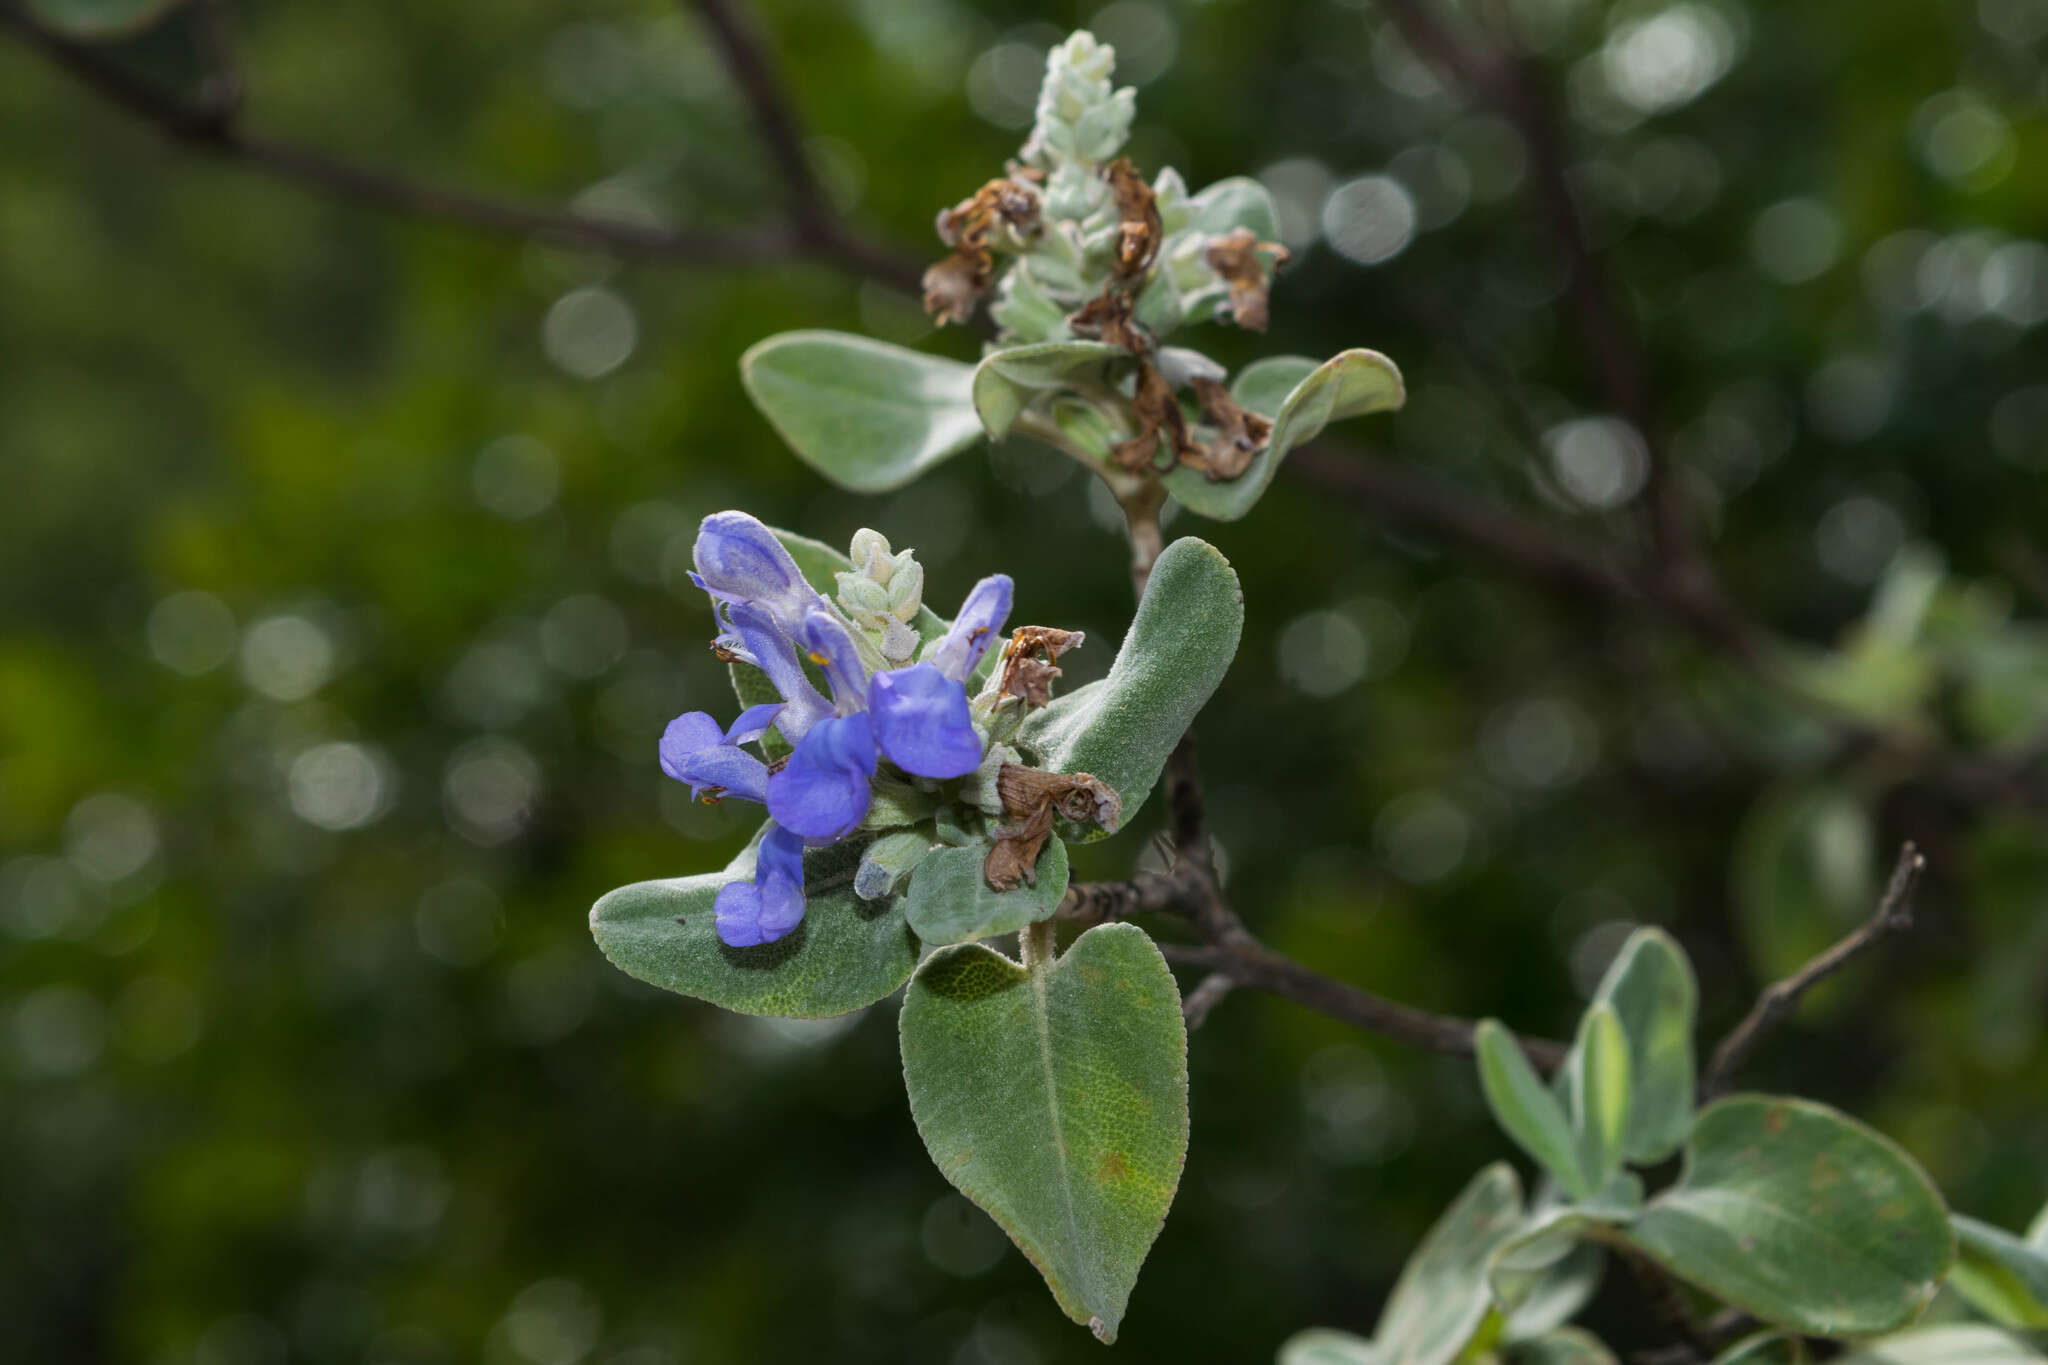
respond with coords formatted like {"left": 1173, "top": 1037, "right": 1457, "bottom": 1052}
{"left": 1186, "top": 175, "right": 1281, "bottom": 240}
{"left": 1377, "top": 1163, "right": 1525, "bottom": 1365}
{"left": 1709, "top": 1333, "right": 1803, "bottom": 1365}
{"left": 1502, "top": 1243, "right": 1605, "bottom": 1343}
{"left": 589, "top": 833, "right": 919, "bottom": 1018}
{"left": 1164, "top": 348, "right": 1404, "bottom": 521}
{"left": 1277, "top": 1331, "right": 1381, "bottom": 1365}
{"left": 1564, "top": 1003, "right": 1631, "bottom": 1192}
{"left": 1952, "top": 1212, "right": 2048, "bottom": 1327}
{"left": 1587, "top": 927, "right": 1697, "bottom": 1164}
{"left": 1476, "top": 1020, "right": 1592, "bottom": 1200}
{"left": 899, "top": 923, "right": 1188, "bottom": 1343}
{"left": 1506, "top": 1329, "right": 1620, "bottom": 1365}
{"left": 970, "top": 340, "right": 1126, "bottom": 441}
{"left": 740, "top": 331, "right": 981, "bottom": 492}
{"left": 903, "top": 839, "right": 1069, "bottom": 946}
{"left": 1019, "top": 537, "right": 1242, "bottom": 833}
{"left": 1835, "top": 1327, "right": 2046, "bottom": 1364}
{"left": 1624, "top": 1096, "right": 1954, "bottom": 1335}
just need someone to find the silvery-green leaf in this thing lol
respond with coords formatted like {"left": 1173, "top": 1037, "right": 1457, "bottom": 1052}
{"left": 1563, "top": 1003, "right": 1630, "bottom": 1192}
{"left": 1165, "top": 349, "right": 1405, "bottom": 522}
{"left": 2031, "top": 1198, "right": 2048, "bottom": 1250}
{"left": 1502, "top": 1243, "right": 1604, "bottom": 1343}
{"left": 740, "top": 331, "right": 981, "bottom": 492}
{"left": 1952, "top": 1213, "right": 2048, "bottom": 1328}
{"left": 590, "top": 833, "right": 918, "bottom": 1018}
{"left": 1019, "top": 537, "right": 1243, "bottom": 834}
{"left": 1187, "top": 175, "right": 1281, "bottom": 240}
{"left": 857, "top": 831, "right": 936, "bottom": 901}
{"left": 1488, "top": 1207, "right": 1597, "bottom": 1312}
{"left": 1476, "top": 1020, "right": 1592, "bottom": 1200}
{"left": 1586, "top": 928, "right": 1697, "bottom": 1164}
{"left": 1710, "top": 1333, "right": 1803, "bottom": 1364}
{"left": 26, "top": 0, "right": 180, "bottom": 38}
{"left": 1376, "top": 1163, "right": 1525, "bottom": 1365}
{"left": 1624, "top": 1096, "right": 1954, "bottom": 1335}
{"left": 970, "top": 340, "right": 1126, "bottom": 441}
{"left": 1506, "top": 1329, "right": 1620, "bottom": 1365}
{"left": 1277, "top": 1331, "right": 1381, "bottom": 1365}
{"left": 903, "top": 839, "right": 1069, "bottom": 946}
{"left": 1835, "top": 1327, "right": 2046, "bottom": 1364}
{"left": 899, "top": 923, "right": 1188, "bottom": 1343}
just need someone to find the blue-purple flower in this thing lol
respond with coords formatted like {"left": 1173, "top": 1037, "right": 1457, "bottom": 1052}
{"left": 662, "top": 512, "right": 1013, "bottom": 946}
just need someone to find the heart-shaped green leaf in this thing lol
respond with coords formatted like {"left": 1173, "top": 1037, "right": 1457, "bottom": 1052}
{"left": 1164, "top": 348, "right": 1404, "bottom": 521}
{"left": 1019, "top": 537, "right": 1242, "bottom": 834}
{"left": 26, "top": 0, "right": 180, "bottom": 38}
{"left": 1477, "top": 1020, "right": 1592, "bottom": 1200}
{"left": 1506, "top": 1329, "right": 1620, "bottom": 1365}
{"left": 899, "top": 923, "right": 1188, "bottom": 1343}
{"left": 1624, "top": 1096, "right": 1954, "bottom": 1334}
{"left": 1377, "top": 1163, "right": 1525, "bottom": 1365}
{"left": 1562, "top": 1003, "right": 1631, "bottom": 1193}
{"left": 1952, "top": 1213, "right": 2048, "bottom": 1327}
{"left": 740, "top": 331, "right": 981, "bottom": 493}
{"left": 903, "top": 838, "right": 1069, "bottom": 946}
{"left": 1585, "top": 928, "right": 1697, "bottom": 1164}
{"left": 590, "top": 832, "right": 918, "bottom": 1018}
{"left": 971, "top": 340, "right": 1127, "bottom": 441}
{"left": 1278, "top": 1331, "right": 1381, "bottom": 1365}
{"left": 1835, "top": 1327, "right": 2046, "bottom": 1364}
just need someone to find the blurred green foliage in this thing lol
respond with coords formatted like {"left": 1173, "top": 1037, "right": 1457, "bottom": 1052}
{"left": 3, "top": 0, "right": 2048, "bottom": 1361}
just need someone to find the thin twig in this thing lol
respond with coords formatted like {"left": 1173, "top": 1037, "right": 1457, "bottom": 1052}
{"left": 1702, "top": 842, "right": 1927, "bottom": 1098}
{"left": 1179, "top": 972, "right": 1236, "bottom": 1029}
{"left": 0, "top": 3, "right": 922, "bottom": 290}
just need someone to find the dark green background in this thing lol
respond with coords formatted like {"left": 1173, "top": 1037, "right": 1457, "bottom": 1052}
{"left": 4, "top": 0, "right": 2046, "bottom": 1360}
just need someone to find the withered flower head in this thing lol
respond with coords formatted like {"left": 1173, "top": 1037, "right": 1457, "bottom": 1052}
{"left": 999, "top": 625, "right": 1087, "bottom": 708}
{"left": 1068, "top": 289, "right": 1145, "bottom": 353}
{"left": 1180, "top": 376, "right": 1273, "bottom": 482}
{"left": 1103, "top": 157, "right": 1163, "bottom": 282}
{"left": 922, "top": 177, "right": 1043, "bottom": 326}
{"left": 984, "top": 763, "right": 1122, "bottom": 891}
{"left": 1111, "top": 360, "right": 1196, "bottom": 473}
{"left": 1204, "top": 227, "right": 1290, "bottom": 333}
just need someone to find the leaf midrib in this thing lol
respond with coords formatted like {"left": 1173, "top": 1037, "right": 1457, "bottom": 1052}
{"left": 1029, "top": 960, "right": 1093, "bottom": 1309}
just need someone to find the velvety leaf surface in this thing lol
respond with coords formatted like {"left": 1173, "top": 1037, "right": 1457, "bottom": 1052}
{"left": 1477, "top": 1019, "right": 1591, "bottom": 1199}
{"left": 1277, "top": 1330, "right": 1382, "bottom": 1365}
{"left": 1586, "top": 928, "right": 1697, "bottom": 1164}
{"left": 1625, "top": 1096, "right": 1954, "bottom": 1334}
{"left": 1164, "top": 348, "right": 1404, "bottom": 521}
{"left": 1506, "top": 1329, "right": 1620, "bottom": 1365}
{"left": 898, "top": 923, "right": 1188, "bottom": 1343}
{"left": 971, "top": 340, "right": 1125, "bottom": 441}
{"left": 590, "top": 835, "right": 918, "bottom": 1018}
{"left": 739, "top": 330, "right": 981, "bottom": 492}
{"left": 1835, "top": 1327, "right": 2046, "bottom": 1364}
{"left": 1019, "top": 537, "right": 1242, "bottom": 833}
{"left": 1952, "top": 1212, "right": 2048, "bottom": 1327}
{"left": 1185, "top": 175, "right": 1281, "bottom": 239}
{"left": 1376, "top": 1162, "right": 1524, "bottom": 1365}
{"left": 903, "top": 838, "right": 1069, "bottom": 946}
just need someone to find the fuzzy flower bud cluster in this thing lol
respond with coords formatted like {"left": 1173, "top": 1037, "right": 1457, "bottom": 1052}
{"left": 835, "top": 528, "right": 925, "bottom": 664}
{"left": 1019, "top": 31, "right": 1136, "bottom": 220}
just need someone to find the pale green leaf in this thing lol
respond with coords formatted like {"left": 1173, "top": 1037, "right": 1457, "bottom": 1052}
{"left": 1952, "top": 1212, "right": 2048, "bottom": 1328}
{"left": 1502, "top": 1243, "right": 1605, "bottom": 1343}
{"left": 1625, "top": 1096, "right": 1954, "bottom": 1335}
{"left": 1506, "top": 1328, "right": 1620, "bottom": 1365}
{"left": 1476, "top": 1019, "right": 1592, "bottom": 1200}
{"left": 1835, "top": 1327, "right": 2046, "bottom": 1364}
{"left": 970, "top": 340, "right": 1125, "bottom": 441}
{"left": 739, "top": 331, "right": 981, "bottom": 493}
{"left": 1587, "top": 927, "right": 1697, "bottom": 1164}
{"left": 1277, "top": 1330, "right": 1381, "bottom": 1365}
{"left": 1488, "top": 1207, "right": 1597, "bottom": 1313}
{"left": 1376, "top": 1163, "right": 1525, "bottom": 1365}
{"left": 899, "top": 923, "right": 1188, "bottom": 1343}
{"left": 589, "top": 832, "right": 918, "bottom": 1018}
{"left": 2031, "top": 1197, "right": 2048, "bottom": 1250}
{"left": 1019, "top": 537, "right": 1243, "bottom": 834}
{"left": 903, "top": 839, "right": 1069, "bottom": 946}
{"left": 1186, "top": 175, "right": 1281, "bottom": 240}
{"left": 1165, "top": 348, "right": 1405, "bottom": 521}
{"left": 1710, "top": 1333, "right": 1804, "bottom": 1364}
{"left": 1564, "top": 1003, "right": 1631, "bottom": 1192}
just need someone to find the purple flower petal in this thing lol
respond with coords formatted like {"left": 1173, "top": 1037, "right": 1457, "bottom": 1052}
{"left": 660, "top": 711, "right": 770, "bottom": 804}
{"left": 724, "top": 702, "right": 785, "bottom": 747}
{"left": 925, "top": 575, "right": 1013, "bottom": 682}
{"left": 728, "top": 601, "right": 832, "bottom": 741}
{"left": 801, "top": 608, "right": 870, "bottom": 714}
{"left": 767, "top": 713, "right": 876, "bottom": 839}
{"left": 714, "top": 825, "right": 807, "bottom": 946}
{"left": 869, "top": 662, "right": 984, "bottom": 779}
{"left": 693, "top": 512, "right": 821, "bottom": 630}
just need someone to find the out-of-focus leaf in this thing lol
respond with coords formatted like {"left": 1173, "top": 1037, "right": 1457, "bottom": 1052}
{"left": 739, "top": 331, "right": 981, "bottom": 492}
{"left": 26, "top": 0, "right": 181, "bottom": 39}
{"left": 1185, "top": 175, "right": 1282, "bottom": 240}
{"left": 1586, "top": 928, "right": 1697, "bottom": 1164}
{"left": 1020, "top": 537, "right": 1242, "bottom": 833}
{"left": 1376, "top": 1163, "right": 1524, "bottom": 1365}
{"left": 1561, "top": 1003, "right": 1630, "bottom": 1193}
{"left": 1733, "top": 783, "right": 1876, "bottom": 983}
{"left": 1952, "top": 1213, "right": 2048, "bottom": 1327}
{"left": 1506, "top": 1328, "right": 1620, "bottom": 1365}
{"left": 1277, "top": 1330, "right": 1381, "bottom": 1365}
{"left": 899, "top": 924, "right": 1187, "bottom": 1343}
{"left": 1502, "top": 1243, "right": 1604, "bottom": 1343}
{"left": 1488, "top": 1207, "right": 1597, "bottom": 1312}
{"left": 902, "top": 838, "right": 1068, "bottom": 946}
{"left": 1710, "top": 1333, "right": 1804, "bottom": 1364}
{"left": 590, "top": 834, "right": 918, "bottom": 1018}
{"left": 1625, "top": 1096, "right": 1954, "bottom": 1334}
{"left": 971, "top": 340, "right": 1125, "bottom": 441}
{"left": 1834, "top": 1327, "right": 2046, "bottom": 1364}
{"left": 1476, "top": 1019, "right": 1592, "bottom": 1200}
{"left": 1165, "top": 349, "right": 1405, "bottom": 521}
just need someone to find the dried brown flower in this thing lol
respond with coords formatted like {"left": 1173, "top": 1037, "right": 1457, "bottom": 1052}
{"left": 1111, "top": 359, "right": 1195, "bottom": 472}
{"left": 999, "top": 626, "right": 1087, "bottom": 707}
{"left": 922, "top": 177, "right": 1043, "bottom": 325}
{"left": 1179, "top": 376, "right": 1273, "bottom": 481}
{"left": 984, "top": 764, "right": 1122, "bottom": 891}
{"left": 1104, "top": 158, "right": 1163, "bottom": 282}
{"left": 1069, "top": 289, "right": 1145, "bottom": 353}
{"left": 1204, "top": 227, "right": 1289, "bottom": 332}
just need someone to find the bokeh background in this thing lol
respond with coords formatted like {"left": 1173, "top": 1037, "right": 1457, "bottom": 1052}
{"left": 5, "top": 0, "right": 2048, "bottom": 1360}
